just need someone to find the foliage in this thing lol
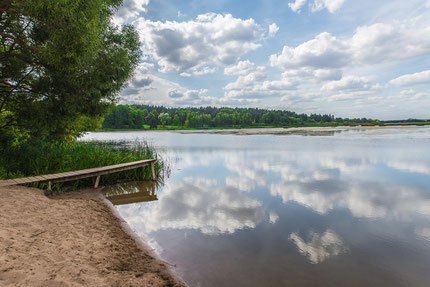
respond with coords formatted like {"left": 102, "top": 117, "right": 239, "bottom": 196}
{"left": 0, "top": 0, "right": 140, "bottom": 144}
{"left": 0, "top": 139, "right": 167, "bottom": 189}
{"left": 158, "top": 112, "right": 171, "bottom": 126}
{"left": 101, "top": 105, "right": 382, "bottom": 129}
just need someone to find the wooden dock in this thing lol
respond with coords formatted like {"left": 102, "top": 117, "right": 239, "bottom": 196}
{"left": 0, "top": 159, "right": 156, "bottom": 190}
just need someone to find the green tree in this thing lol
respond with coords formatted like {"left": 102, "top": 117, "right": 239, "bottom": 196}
{"left": 172, "top": 114, "right": 181, "bottom": 126}
{"left": 0, "top": 0, "right": 140, "bottom": 144}
{"left": 145, "top": 110, "right": 158, "bottom": 128}
{"left": 158, "top": 112, "right": 171, "bottom": 126}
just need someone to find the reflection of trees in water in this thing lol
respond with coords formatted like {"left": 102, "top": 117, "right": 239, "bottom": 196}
{"left": 102, "top": 181, "right": 160, "bottom": 205}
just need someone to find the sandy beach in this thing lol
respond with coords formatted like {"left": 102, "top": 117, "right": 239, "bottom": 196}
{"left": 177, "top": 125, "right": 430, "bottom": 136}
{"left": 0, "top": 185, "right": 185, "bottom": 287}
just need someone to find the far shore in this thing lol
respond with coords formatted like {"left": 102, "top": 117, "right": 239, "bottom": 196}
{"left": 92, "top": 124, "right": 430, "bottom": 136}
{"left": 0, "top": 185, "right": 185, "bottom": 287}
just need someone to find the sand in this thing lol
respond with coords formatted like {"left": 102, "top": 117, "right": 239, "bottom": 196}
{"left": 177, "top": 125, "right": 429, "bottom": 136}
{"left": 0, "top": 185, "right": 185, "bottom": 287}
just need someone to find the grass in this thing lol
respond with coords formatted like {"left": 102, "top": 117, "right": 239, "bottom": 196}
{"left": 0, "top": 140, "right": 167, "bottom": 191}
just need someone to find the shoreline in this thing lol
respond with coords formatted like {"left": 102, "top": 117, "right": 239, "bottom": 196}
{"left": 0, "top": 185, "right": 185, "bottom": 286}
{"left": 91, "top": 125, "right": 430, "bottom": 136}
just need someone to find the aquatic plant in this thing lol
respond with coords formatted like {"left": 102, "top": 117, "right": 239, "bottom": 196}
{"left": 0, "top": 140, "right": 167, "bottom": 191}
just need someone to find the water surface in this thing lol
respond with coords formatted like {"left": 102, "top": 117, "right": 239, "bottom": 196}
{"left": 83, "top": 127, "right": 430, "bottom": 287}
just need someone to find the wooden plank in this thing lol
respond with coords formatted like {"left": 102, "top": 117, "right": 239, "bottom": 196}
{"left": 1, "top": 159, "right": 156, "bottom": 188}
{"left": 13, "top": 178, "right": 29, "bottom": 184}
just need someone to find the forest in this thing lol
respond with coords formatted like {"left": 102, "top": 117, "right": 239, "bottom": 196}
{"left": 101, "top": 105, "right": 382, "bottom": 129}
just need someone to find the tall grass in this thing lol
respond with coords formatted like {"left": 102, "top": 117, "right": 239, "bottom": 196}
{"left": 0, "top": 140, "right": 167, "bottom": 190}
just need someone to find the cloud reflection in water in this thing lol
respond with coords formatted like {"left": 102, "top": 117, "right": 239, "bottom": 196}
{"left": 289, "top": 230, "right": 348, "bottom": 264}
{"left": 118, "top": 178, "right": 265, "bottom": 235}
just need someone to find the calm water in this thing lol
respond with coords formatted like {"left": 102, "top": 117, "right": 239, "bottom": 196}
{"left": 83, "top": 127, "right": 430, "bottom": 287}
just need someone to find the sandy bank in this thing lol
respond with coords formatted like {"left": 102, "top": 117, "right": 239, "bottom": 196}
{"left": 0, "top": 185, "right": 185, "bottom": 287}
{"left": 177, "top": 125, "right": 430, "bottom": 136}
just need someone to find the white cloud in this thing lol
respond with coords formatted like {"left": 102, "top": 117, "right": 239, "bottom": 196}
{"left": 269, "top": 32, "right": 349, "bottom": 69}
{"left": 113, "top": 0, "right": 150, "bottom": 25}
{"left": 270, "top": 19, "right": 430, "bottom": 72}
{"left": 389, "top": 70, "right": 430, "bottom": 86}
{"left": 283, "top": 68, "right": 342, "bottom": 82}
{"left": 192, "top": 66, "right": 217, "bottom": 76}
{"left": 224, "top": 60, "right": 256, "bottom": 75}
{"left": 321, "top": 75, "right": 377, "bottom": 92}
{"left": 311, "top": 0, "right": 346, "bottom": 13}
{"left": 288, "top": 0, "right": 346, "bottom": 14}
{"left": 269, "top": 23, "right": 280, "bottom": 37}
{"left": 288, "top": 0, "right": 307, "bottom": 13}
{"left": 224, "top": 64, "right": 297, "bottom": 99}
{"left": 136, "top": 13, "right": 265, "bottom": 73}
{"left": 351, "top": 21, "right": 430, "bottom": 64}
{"left": 289, "top": 230, "right": 347, "bottom": 264}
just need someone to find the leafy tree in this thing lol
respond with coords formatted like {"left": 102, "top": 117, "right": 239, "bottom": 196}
{"left": 101, "top": 105, "right": 380, "bottom": 129}
{"left": 0, "top": 0, "right": 140, "bottom": 144}
{"left": 172, "top": 114, "right": 181, "bottom": 126}
{"left": 158, "top": 112, "right": 170, "bottom": 126}
{"left": 145, "top": 110, "right": 158, "bottom": 128}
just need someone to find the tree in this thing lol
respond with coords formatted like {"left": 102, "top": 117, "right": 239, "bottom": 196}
{"left": 145, "top": 110, "right": 158, "bottom": 128}
{"left": 0, "top": 0, "right": 140, "bottom": 144}
{"left": 158, "top": 112, "right": 170, "bottom": 126}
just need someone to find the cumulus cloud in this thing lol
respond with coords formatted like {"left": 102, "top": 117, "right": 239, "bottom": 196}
{"left": 288, "top": 0, "right": 307, "bottom": 13}
{"left": 113, "top": 0, "right": 150, "bottom": 25}
{"left": 269, "top": 23, "right": 280, "bottom": 37}
{"left": 311, "top": 0, "right": 346, "bottom": 13}
{"left": 192, "top": 66, "right": 217, "bottom": 76}
{"left": 136, "top": 13, "right": 265, "bottom": 73}
{"left": 224, "top": 60, "right": 256, "bottom": 75}
{"left": 283, "top": 67, "right": 342, "bottom": 82}
{"left": 289, "top": 230, "right": 347, "bottom": 264}
{"left": 167, "top": 88, "right": 212, "bottom": 105}
{"left": 269, "top": 32, "right": 349, "bottom": 69}
{"left": 321, "top": 75, "right": 378, "bottom": 92}
{"left": 224, "top": 64, "right": 297, "bottom": 99}
{"left": 270, "top": 19, "right": 430, "bottom": 71}
{"left": 389, "top": 70, "right": 430, "bottom": 86}
{"left": 350, "top": 21, "right": 430, "bottom": 64}
{"left": 288, "top": 0, "right": 346, "bottom": 13}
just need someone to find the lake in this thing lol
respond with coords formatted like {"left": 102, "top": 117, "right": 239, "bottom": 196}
{"left": 82, "top": 127, "right": 430, "bottom": 287}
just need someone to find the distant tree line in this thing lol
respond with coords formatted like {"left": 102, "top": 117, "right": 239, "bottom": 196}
{"left": 101, "top": 105, "right": 381, "bottom": 129}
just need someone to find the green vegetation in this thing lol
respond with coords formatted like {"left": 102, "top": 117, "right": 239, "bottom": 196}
{"left": 1, "top": 0, "right": 139, "bottom": 144}
{"left": 0, "top": 1, "right": 165, "bottom": 186}
{"left": 101, "top": 105, "right": 382, "bottom": 130}
{"left": 0, "top": 140, "right": 166, "bottom": 190}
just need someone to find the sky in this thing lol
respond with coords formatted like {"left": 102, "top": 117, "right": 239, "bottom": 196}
{"left": 113, "top": 0, "right": 430, "bottom": 120}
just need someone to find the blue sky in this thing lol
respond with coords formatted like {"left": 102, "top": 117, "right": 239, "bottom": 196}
{"left": 114, "top": 0, "right": 430, "bottom": 120}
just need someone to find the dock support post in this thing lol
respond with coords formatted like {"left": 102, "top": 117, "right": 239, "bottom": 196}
{"left": 151, "top": 162, "right": 156, "bottom": 181}
{"left": 94, "top": 175, "right": 101, "bottom": 188}
{"left": 47, "top": 181, "right": 52, "bottom": 191}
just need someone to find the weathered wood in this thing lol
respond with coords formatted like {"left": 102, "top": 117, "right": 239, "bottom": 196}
{"left": 151, "top": 161, "right": 156, "bottom": 181}
{"left": 94, "top": 175, "right": 101, "bottom": 188}
{"left": 0, "top": 159, "right": 156, "bottom": 190}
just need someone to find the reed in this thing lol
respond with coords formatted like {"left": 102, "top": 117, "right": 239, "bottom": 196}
{"left": 0, "top": 140, "right": 167, "bottom": 190}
